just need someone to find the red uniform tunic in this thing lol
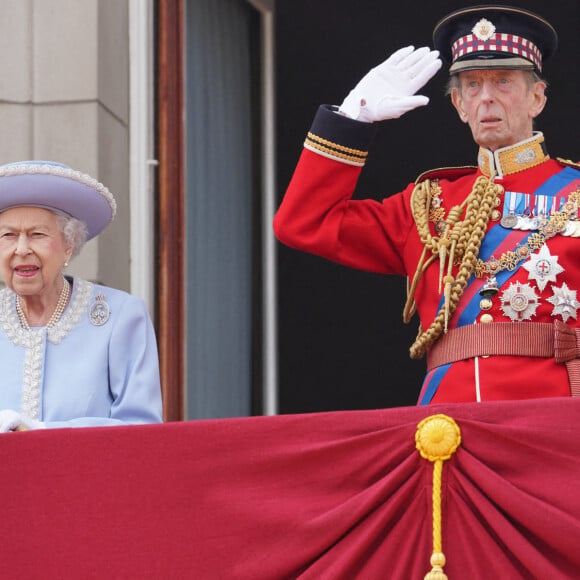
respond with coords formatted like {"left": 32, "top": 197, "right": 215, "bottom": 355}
{"left": 274, "top": 105, "right": 580, "bottom": 404}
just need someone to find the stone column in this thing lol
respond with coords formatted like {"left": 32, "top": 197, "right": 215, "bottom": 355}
{"left": 0, "top": 0, "right": 130, "bottom": 290}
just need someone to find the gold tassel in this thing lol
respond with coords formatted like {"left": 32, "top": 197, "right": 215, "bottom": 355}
{"left": 437, "top": 236, "right": 450, "bottom": 294}
{"left": 442, "top": 238, "right": 457, "bottom": 332}
{"left": 404, "top": 248, "right": 437, "bottom": 324}
{"left": 404, "top": 246, "right": 428, "bottom": 323}
{"left": 438, "top": 246, "right": 446, "bottom": 295}
{"left": 416, "top": 415, "right": 462, "bottom": 580}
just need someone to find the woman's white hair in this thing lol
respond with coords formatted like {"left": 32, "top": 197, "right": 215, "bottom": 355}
{"left": 56, "top": 214, "right": 88, "bottom": 259}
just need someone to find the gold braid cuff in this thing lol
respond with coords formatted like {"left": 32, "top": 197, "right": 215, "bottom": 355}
{"left": 304, "top": 132, "right": 368, "bottom": 166}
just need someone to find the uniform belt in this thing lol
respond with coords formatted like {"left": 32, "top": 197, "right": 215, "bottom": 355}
{"left": 426, "top": 320, "right": 580, "bottom": 397}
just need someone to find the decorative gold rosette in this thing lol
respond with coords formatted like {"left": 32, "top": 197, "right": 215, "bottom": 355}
{"left": 415, "top": 414, "right": 462, "bottom": 461}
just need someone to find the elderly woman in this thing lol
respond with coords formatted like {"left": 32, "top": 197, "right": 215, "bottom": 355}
{"left": 0, "top": 160, "right": 162, "bottom": 431}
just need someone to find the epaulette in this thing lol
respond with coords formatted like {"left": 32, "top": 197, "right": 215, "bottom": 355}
{"left": 414, "top": 165, "right": 478, "bottom": 184}
{"left": 556, "top": 157, "right": 580, "bottom": 169}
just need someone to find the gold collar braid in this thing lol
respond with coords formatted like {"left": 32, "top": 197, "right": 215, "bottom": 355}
{"left": 404, "top": 175, "right": 503, "bottom": 359}
{"left": 478, "top": 133, "right": 548, "bottom": 179}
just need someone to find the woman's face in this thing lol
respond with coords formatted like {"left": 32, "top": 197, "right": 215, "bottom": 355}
{"left": 0, "top": 207, "right": 72, "bottom": 298}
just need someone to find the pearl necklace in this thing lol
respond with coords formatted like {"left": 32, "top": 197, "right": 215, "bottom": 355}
{"left": 16, "top": 277, "right": 71, "bottom": 330}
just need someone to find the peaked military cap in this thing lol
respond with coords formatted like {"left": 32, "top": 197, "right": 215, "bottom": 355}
{"left": 433, "top": 5, "right": 557, "bottom": 74}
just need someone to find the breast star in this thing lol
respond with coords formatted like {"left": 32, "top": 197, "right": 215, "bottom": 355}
{"left": 500, "top": 282, "right": 540, "bottom": 322}
{"left": 547, "top": 282, "right": 580, "bottom": 322}
{"left": 522, "top": 244, "right": 564, "bottom": 292}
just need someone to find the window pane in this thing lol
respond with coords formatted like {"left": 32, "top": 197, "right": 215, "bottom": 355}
{"left": 184, "top": 0, "right": 261, "bottom": 419}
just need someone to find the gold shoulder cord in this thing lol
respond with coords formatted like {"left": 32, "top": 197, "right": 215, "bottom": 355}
{"left": 405, "top": 175, "right": 503, "bottom": 359}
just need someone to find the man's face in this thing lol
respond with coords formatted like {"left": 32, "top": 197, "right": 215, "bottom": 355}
{"left": 451, "top": 69, "right": 547, "bottom": 151}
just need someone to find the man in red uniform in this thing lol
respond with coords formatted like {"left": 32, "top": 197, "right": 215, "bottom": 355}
{"left": 274, "top": 5, "right": 580, "bottom": 404}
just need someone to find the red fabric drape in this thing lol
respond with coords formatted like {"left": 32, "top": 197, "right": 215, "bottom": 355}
{"left": 3, "top": 398, "right": 580, "bottom": 579}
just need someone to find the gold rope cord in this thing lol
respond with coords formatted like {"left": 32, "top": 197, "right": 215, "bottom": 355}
{"left": 406, "top": 176, "right": 502, "bottom": 359}
{"left": 416, "top": 414, "right": 462, "bottom": 580}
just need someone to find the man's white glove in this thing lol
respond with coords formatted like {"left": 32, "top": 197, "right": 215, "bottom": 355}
{"left": 339, "top": 45, "right": 442, "bottom": 122}
{"left": 0, "top": 409, "right": 45, "bottom": 432}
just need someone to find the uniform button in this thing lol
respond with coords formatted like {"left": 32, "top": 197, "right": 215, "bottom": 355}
{"left": 479, "top": 313, "right": 493, "bottom": 357}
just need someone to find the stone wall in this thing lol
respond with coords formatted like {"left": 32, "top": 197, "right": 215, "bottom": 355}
{"left": 0, "top": 0, "right": 130, "bottom": 290}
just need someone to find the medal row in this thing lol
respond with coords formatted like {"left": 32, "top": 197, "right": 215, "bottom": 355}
{"left": 561, "top": 220, "right": 580, "bottom": 237}
{"left": 501, "top": 190, "right": 578, "bottom": 231}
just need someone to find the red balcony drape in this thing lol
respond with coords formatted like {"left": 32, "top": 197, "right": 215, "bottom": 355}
{"left": 3, "top": 397, "right": 579, "bottom": 579}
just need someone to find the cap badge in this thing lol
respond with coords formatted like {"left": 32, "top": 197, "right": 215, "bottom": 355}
{"left": 472, "top": 18, "right": 496, "bottom": 41}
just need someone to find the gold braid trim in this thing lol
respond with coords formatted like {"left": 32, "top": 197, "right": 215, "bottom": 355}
{"left": 406, "top": 176, "right": 503, "bottom": 359}
{"left": 305, "top": 132, "right": 368, "bottom": 165}
{"left": 306, "top": 132, "right": 368, "bottom": 158}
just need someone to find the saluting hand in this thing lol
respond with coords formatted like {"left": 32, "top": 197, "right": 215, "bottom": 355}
{"left": 339, "top": 46, "right": 442, "bottom": 122}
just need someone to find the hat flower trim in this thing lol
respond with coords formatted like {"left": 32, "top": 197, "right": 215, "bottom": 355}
{"left": 0, "top": 162, "right": 117, "bottom": 218}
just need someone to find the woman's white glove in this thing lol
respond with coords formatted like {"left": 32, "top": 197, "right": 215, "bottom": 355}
{"left": 339, "top": 45, "right": 442, "bottom": 122}
{"left": 0, "top": 409, "right": 46, "bottom": 432}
